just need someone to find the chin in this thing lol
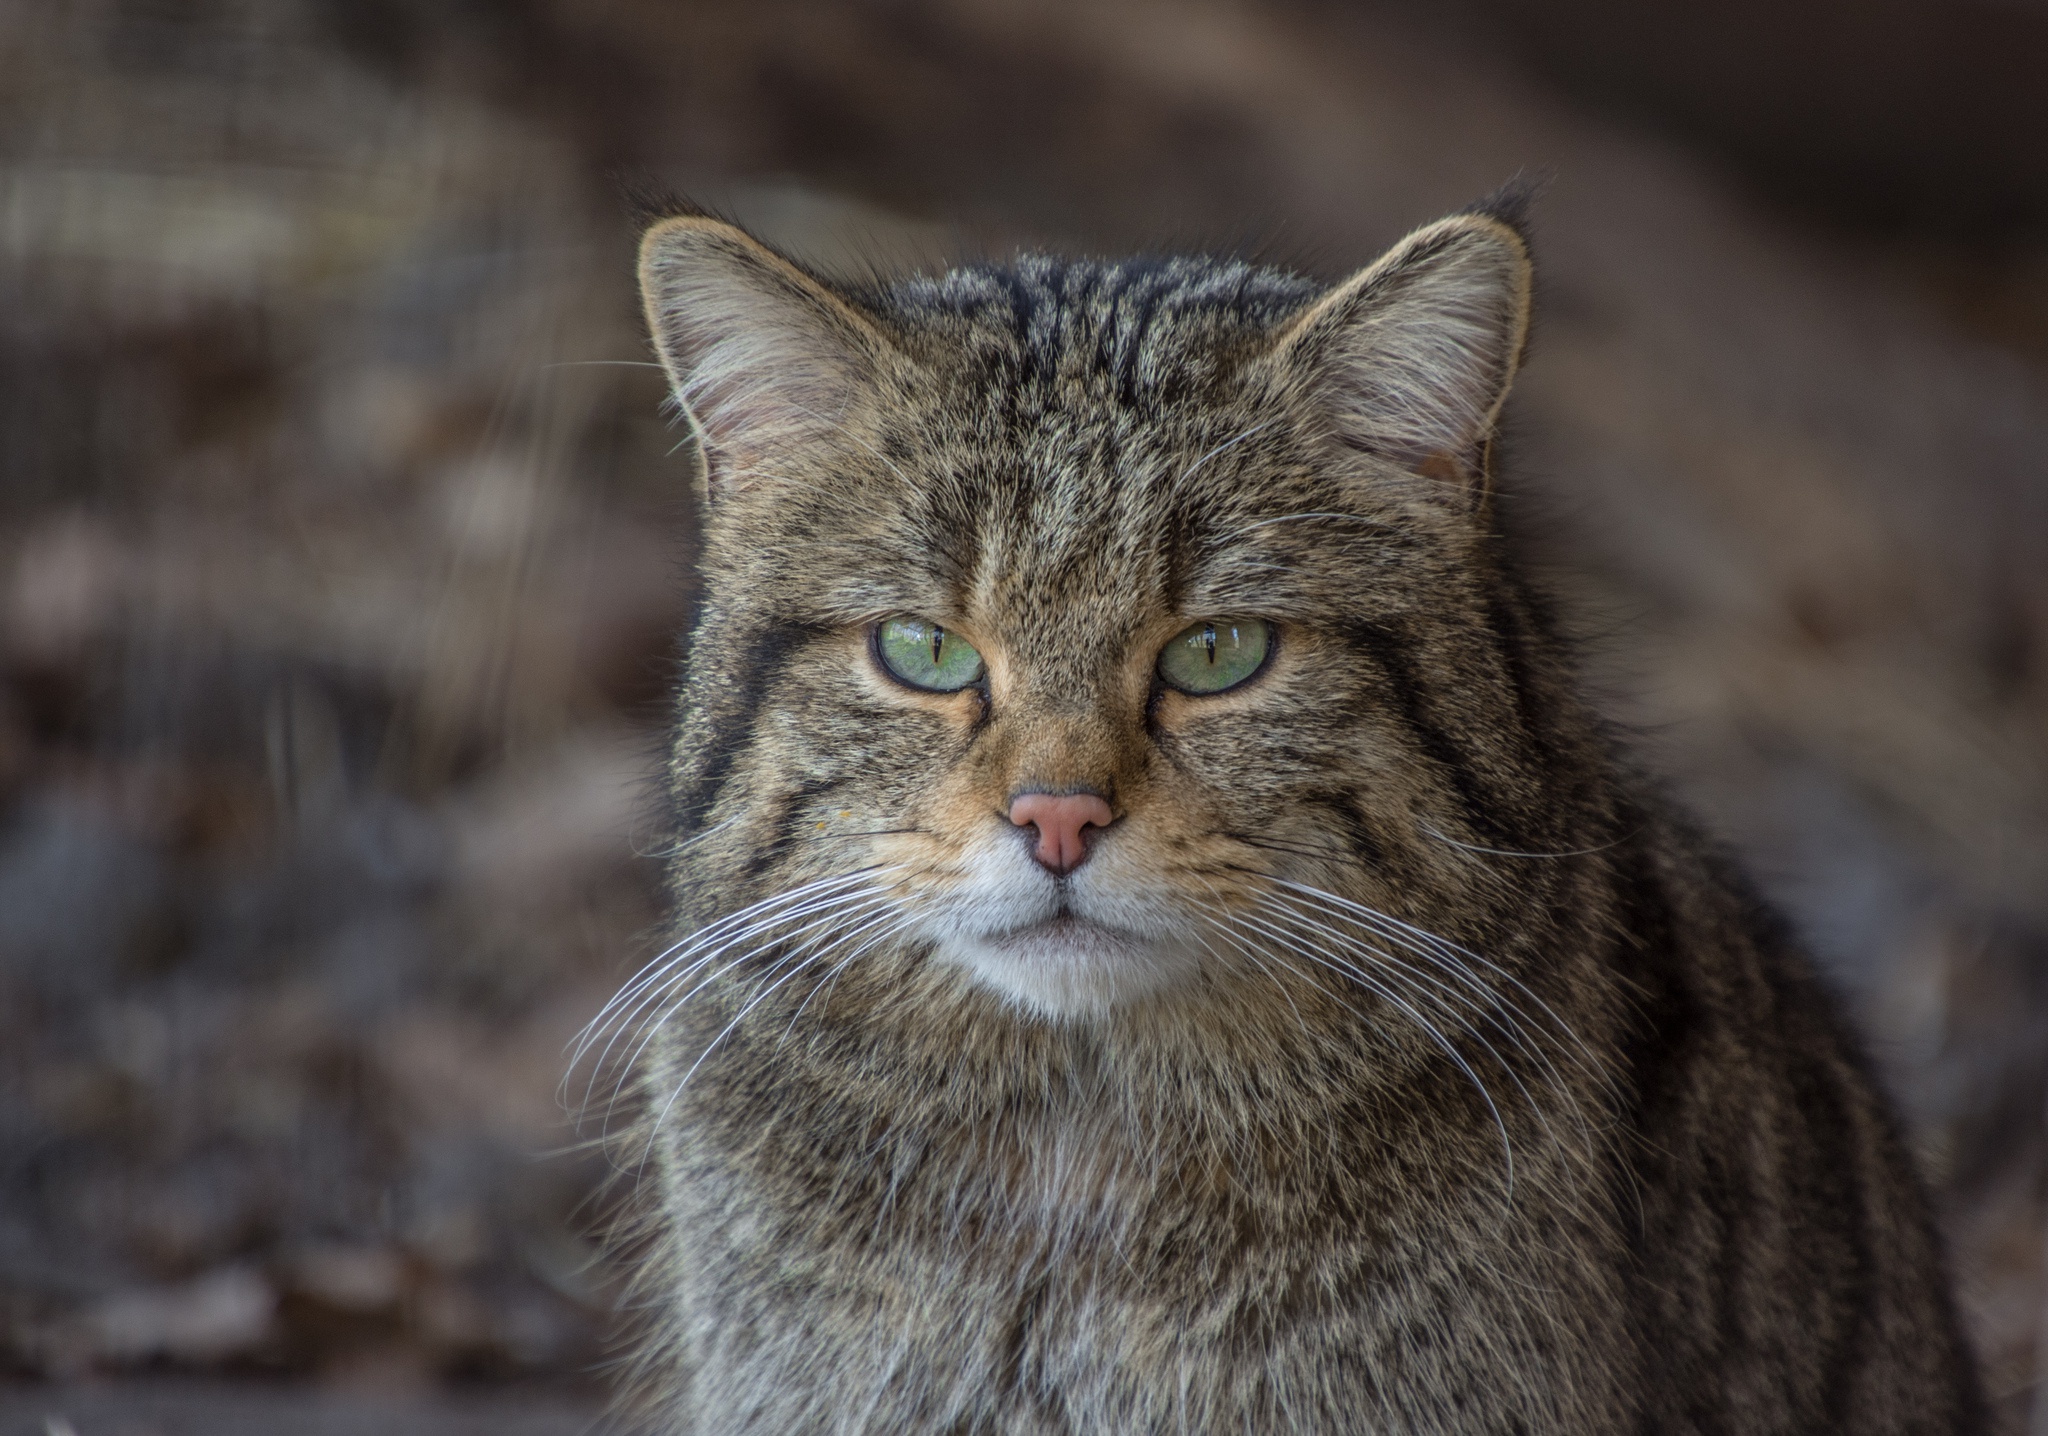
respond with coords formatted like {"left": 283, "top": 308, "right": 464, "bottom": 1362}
{"left": 939, "top": 916, "right": 1206, "bottom": 1021}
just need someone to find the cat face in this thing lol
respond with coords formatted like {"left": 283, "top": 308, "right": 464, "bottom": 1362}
{"left": 643, "top": 214, "right": 1540, "bottom": 1022}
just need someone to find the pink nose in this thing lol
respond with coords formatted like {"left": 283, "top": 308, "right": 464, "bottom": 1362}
{"left": 1008, "top": 791, "right": 1115, "bottom": 876}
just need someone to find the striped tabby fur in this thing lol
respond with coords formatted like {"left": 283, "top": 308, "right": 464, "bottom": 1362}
{"left": 605, "top": 195, "right": 1987, "bottom": 1433}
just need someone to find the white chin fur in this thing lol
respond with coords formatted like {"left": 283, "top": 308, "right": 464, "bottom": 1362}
{"left": 938, "top": 918, "right": 1205, "bottom": 1021}
{"left": 913, "top": 829, "right": 1211, "bottom": 1020}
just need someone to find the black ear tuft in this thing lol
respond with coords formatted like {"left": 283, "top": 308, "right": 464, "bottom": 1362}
{"left": 619, "top": 181, "right": 715, "bottom": 231}
{"left": 1461, "top": 172, "right": 1549, "bottom": 243}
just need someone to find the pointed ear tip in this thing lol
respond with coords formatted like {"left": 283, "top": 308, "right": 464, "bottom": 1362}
{"left": 1431, "top": 212, "right": 1533, "bottom": 265}
{"left": 638, "top": 214, "right": 747, "bottom": 266}
{"left": 1422, "top": 215, "right": 1535, "bottom": 309}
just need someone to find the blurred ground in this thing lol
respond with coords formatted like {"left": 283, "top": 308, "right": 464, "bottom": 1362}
{"left": 0, "top": 1378, "right": 624, "bottom": 1436}
{"left": 2, "top": 0, "right": 2045, "bottom": 1428}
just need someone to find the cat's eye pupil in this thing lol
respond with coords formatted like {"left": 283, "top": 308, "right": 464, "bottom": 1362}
{"left": 1158, "top": 618, "right": 1269, "bottom": 695}
{"left": 875, "top": 616, "right": 986, "bottom": 693}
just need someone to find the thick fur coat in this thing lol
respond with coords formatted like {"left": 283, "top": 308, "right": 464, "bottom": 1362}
{"left": 604, "top": 197, "right": 1987, "bottom": 1433}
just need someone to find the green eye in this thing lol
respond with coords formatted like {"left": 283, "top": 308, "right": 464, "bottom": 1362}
{"left": 875, "top": 616, "right": 987, "bottom": 692}
{"left": 1158, "top": 619, "right": 1271, "bottom": 694}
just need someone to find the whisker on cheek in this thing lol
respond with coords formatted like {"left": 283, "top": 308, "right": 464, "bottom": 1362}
{"left": 569, "top": 869, "right": 884, "bottom": 1084}
{"left": 637, "top": 903, "right": 917, "bottom": 1166}
{"left": 1223, "top": 900, "right": 1520, "bottom": 1196}
{"left": 571, "top": 869, "right": 905, "bottom": 1130}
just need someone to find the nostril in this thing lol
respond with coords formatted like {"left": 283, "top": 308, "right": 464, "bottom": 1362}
{"left": 1007, "top": 791, "right": 1115, "bottom": 875}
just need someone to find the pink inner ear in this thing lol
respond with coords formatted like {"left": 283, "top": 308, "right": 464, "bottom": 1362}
{"left": 683, "top": 359, "right": 846, "bottom": 499}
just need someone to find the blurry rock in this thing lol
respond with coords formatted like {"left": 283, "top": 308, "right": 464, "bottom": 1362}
{"left": 24, "top": 1061, "right": 134, "bottom": 1137}
{"left": 491, "top": 1288, "right": 577, "bottom": 1368}
{"left": 122, "top": 1160, "right": 260, "bottom": 1278}
{"left": 372, "top": 1009, "right": 559, "bottom": 1144}
{"left": 415, "top": 1274, "right": 587, "bottom": 1373}
{"left": 0, "top": 0, "right": 643, "bottom": 1394}
{"left": 414, "top": 1278, "right": 491, "bottom": 1352}
{"left": 438, "top": 457, "right": 544, "bottom": 561}
{"left": 404, "top": 1203, "right": 488, "bottom": 1272}
{"left": 283, "top": 1244, "right": 407, "bottom": 1315}
{"left": 318, "top": 1340, "right": 439, "bottom": 1397}
{"left": 3, "top": 515, "right": 126, "bottom": 662}
{"left": 264, "top": 676, "right": 351, "bottom": 832}
{"left": 0, "top": 796, "right": 167, "bottom": 995}
{"left": 85, "top": 1267, "right": 276, "bottom": 1366}
{"left": 444, "top": 731, "right": 646, "bottom": 916}
{"left": 319, "top": 367, "right": 459, "bottom": 479}
{"left": 313, "top": 911, "right": 433, "bottom": 1020}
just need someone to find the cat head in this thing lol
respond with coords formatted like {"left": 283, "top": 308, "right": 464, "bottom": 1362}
{"left": 641, "top": 201, "right": 1566, "bottom": 1024}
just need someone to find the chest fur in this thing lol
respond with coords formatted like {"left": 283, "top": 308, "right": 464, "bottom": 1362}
{"left": 648, "top": 1085, "right": 1630, "bottom": 1436}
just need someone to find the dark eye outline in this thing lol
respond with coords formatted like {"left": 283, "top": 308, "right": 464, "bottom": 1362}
{"left": 870, "top": 618, "right": 988, "bottom": 694}
{"left": 1155, "top": 619, "right": 1276, "bottom": 696}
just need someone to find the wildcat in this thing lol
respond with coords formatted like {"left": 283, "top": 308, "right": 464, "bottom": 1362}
{"left": 601, "top": 192, "right": 1988, "bottom": 1433}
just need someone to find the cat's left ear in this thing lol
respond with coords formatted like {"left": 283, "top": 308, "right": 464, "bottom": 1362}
{"left": 638, "top": 213, "right": 891, "bottom": 502}
{"left": 1271, "top": 210, "right": 1532, "bottom": 500}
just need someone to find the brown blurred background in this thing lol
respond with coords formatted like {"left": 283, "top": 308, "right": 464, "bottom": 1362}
{"left": 2, "top": 1, "right": 2046, "bottom": 1432}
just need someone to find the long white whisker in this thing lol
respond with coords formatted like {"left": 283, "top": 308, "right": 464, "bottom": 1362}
{"left": 1258, "top": 887, "right": 1575, "bottom": 1102}
{"left": 570, "top": 872, "right": 900, "bottom": 1118}
{"left": 599, "top": 889, "right": 900, "bottom": 1115}
{"left": 1253, "top": 884, "right": 1605, "bottom": 1155}
{"left": 637, "top": 950, "right": 837, "bottom": 1166}
{"left": 1256, "top": 883, "right": 1613, "bottom": 1176}
{"left": 773, "top": 914, "right": 919, "bottom": 1052}
{"left": 1200, "top": 917, "right": 1314, "bottom": 1042}
{"left": 1225, "top": 903, "right": 1518, "bottom": 1195}
{"left": 599, "top": 881, "right": 893, "bottom": 1045}
{"left": 574, "top": 869, "right": 881, "bottom": 1063}
{"left": 1250, "top": 895, "right": 1564, "bottom": 1160}
{"left": 574, "top": 891, "right": 891, "bottom": 1116}
{"left": 634, "top": 813, "right": 744, "bottom": 861}
{"left": 574, "top": 868, "right": 891, "bottom": 1051}
{"left": 1187, "top": 877, "right": 1311, "bottom": 1039}
{"left": 640, "top": 905, "right": 914, "bottom": 1164}
{"left": 1270, "top": 878, "right": 1609, "bottom": 1093}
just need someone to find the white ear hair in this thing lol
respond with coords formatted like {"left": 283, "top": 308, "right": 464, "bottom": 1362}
{"left": 638, "top": 216, "right": 885, "bottom": 499}
{"left": 1273, "top": 213, "right": 1532, "bottom": 488}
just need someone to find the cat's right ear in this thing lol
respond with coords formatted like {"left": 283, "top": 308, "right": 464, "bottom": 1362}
{"left": 1269, "top": 210, "right": 1532, "bottom": 504}
{"left": 638, "top": 215, "right": 887, "bottom": 502}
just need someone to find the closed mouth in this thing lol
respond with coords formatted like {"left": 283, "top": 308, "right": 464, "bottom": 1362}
{"left": 943, "top": 906, "right": 1202, "bottom": 1017}
{"left": 987, "top": 914, "right": 1131, "bottom": 947}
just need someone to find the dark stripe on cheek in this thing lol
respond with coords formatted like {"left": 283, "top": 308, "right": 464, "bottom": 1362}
{"left": 1481, "top": 582, "right": 1541, "bottom": 739}
{"left": 1302, "top": 792, "right": 1391, "bottom": 871}
{"left": 743, "top": 775, "right": 845, "bottom": 883}
{"left": 672, "top": 621, "right": 823, "bottom": 838}
{"left": 1342, "top": 620, "right": 1514, "bottom": 848}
